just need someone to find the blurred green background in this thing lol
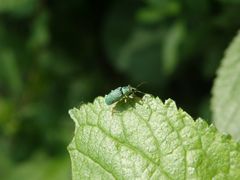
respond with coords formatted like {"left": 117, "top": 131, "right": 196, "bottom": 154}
{"left": 0, "top": 0, "right": 240, "bottom": 179}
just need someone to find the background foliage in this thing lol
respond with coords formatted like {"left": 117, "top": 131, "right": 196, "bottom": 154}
{"left": 212, "top": 30, "right": 240, "bottom": 140}
{"left": 0, "top": 0, "right": 240, "bottom": 179}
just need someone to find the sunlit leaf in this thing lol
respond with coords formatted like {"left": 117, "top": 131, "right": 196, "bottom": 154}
{"left": 212, "top": 31, "right": 240, "bottom": 140}
{"left": 69, "top": 95, "right": 240, "bottom": 179}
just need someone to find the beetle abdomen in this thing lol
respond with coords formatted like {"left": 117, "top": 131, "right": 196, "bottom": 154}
{"left": 105, "top": 87, "right": 123, "bottom": 105}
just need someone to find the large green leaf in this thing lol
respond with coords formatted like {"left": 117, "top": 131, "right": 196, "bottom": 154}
{"left": 68, "top": 95, "right": 240, "bottom": 179}
{"left": 212, "top": 31, "right": 240, "bottom": 140}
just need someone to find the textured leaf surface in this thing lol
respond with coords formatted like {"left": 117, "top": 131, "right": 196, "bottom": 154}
{"left": 68, "top": 95, "right": 240, "bottom": 179}
{"left": 212, "top": 31, "right": 240, "bottom": 140}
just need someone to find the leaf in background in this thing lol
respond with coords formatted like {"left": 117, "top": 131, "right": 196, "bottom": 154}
{"left": 137, "top": 0, "right": 180, "bottom": 23}
{"left": 0, "top": 0, "right": 37, "bottom": 16}
{"left": 116, "top": 29, "right": 166, "bottom": 86}
{"left": 102, "top": 1, "right": 139, "bottom": 61}
{"left": 68, "top": 95, "right": 240, "bottom": 179}
{"left": 28, "top": 11, "right": 50, "bottom": 50}
{"left": 212, "top": 31, "right": 240, "bottom": 140}
{"left": 218, "top": 0, "right": 240, "bottom": 4}
{"left": 162, "top": 21, "right": 185, "bottom": 76}
{"left": 0, "top": 143, "right": 12, "bottom": 179}
{"left": 8, "top": 153, "right": 71, "bottom": 180}
{"left": 0, "top": 49, "right": 22, "bottom": 96}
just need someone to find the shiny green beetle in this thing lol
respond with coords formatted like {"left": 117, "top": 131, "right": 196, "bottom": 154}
{"left": 105, "top": 85, "right": 137, "bottom": 105}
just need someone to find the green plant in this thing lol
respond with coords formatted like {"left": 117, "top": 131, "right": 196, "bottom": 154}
{"left": 68, "top": 31, "right": 240, "bottom": 179}
{"left": 212, "top": 31, "right": 240, "bottom": 140}
{"left": 1, "top": 0, "right": 240, "bottom": 179}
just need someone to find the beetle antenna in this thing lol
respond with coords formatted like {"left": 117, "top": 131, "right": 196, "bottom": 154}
{"left": 135, "top": 90, "right": 145, "bottom": 95}
{"left": 136, "top": 81, "right": 147, "bottom": 88}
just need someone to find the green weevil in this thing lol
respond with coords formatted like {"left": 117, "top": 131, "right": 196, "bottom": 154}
{"left": 105, "top": 85, "right": 143, "bottom": 105}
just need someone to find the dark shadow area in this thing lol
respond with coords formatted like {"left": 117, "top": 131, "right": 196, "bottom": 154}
{"left": 113, "top": 96, "right": 142, "bottom": 113}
